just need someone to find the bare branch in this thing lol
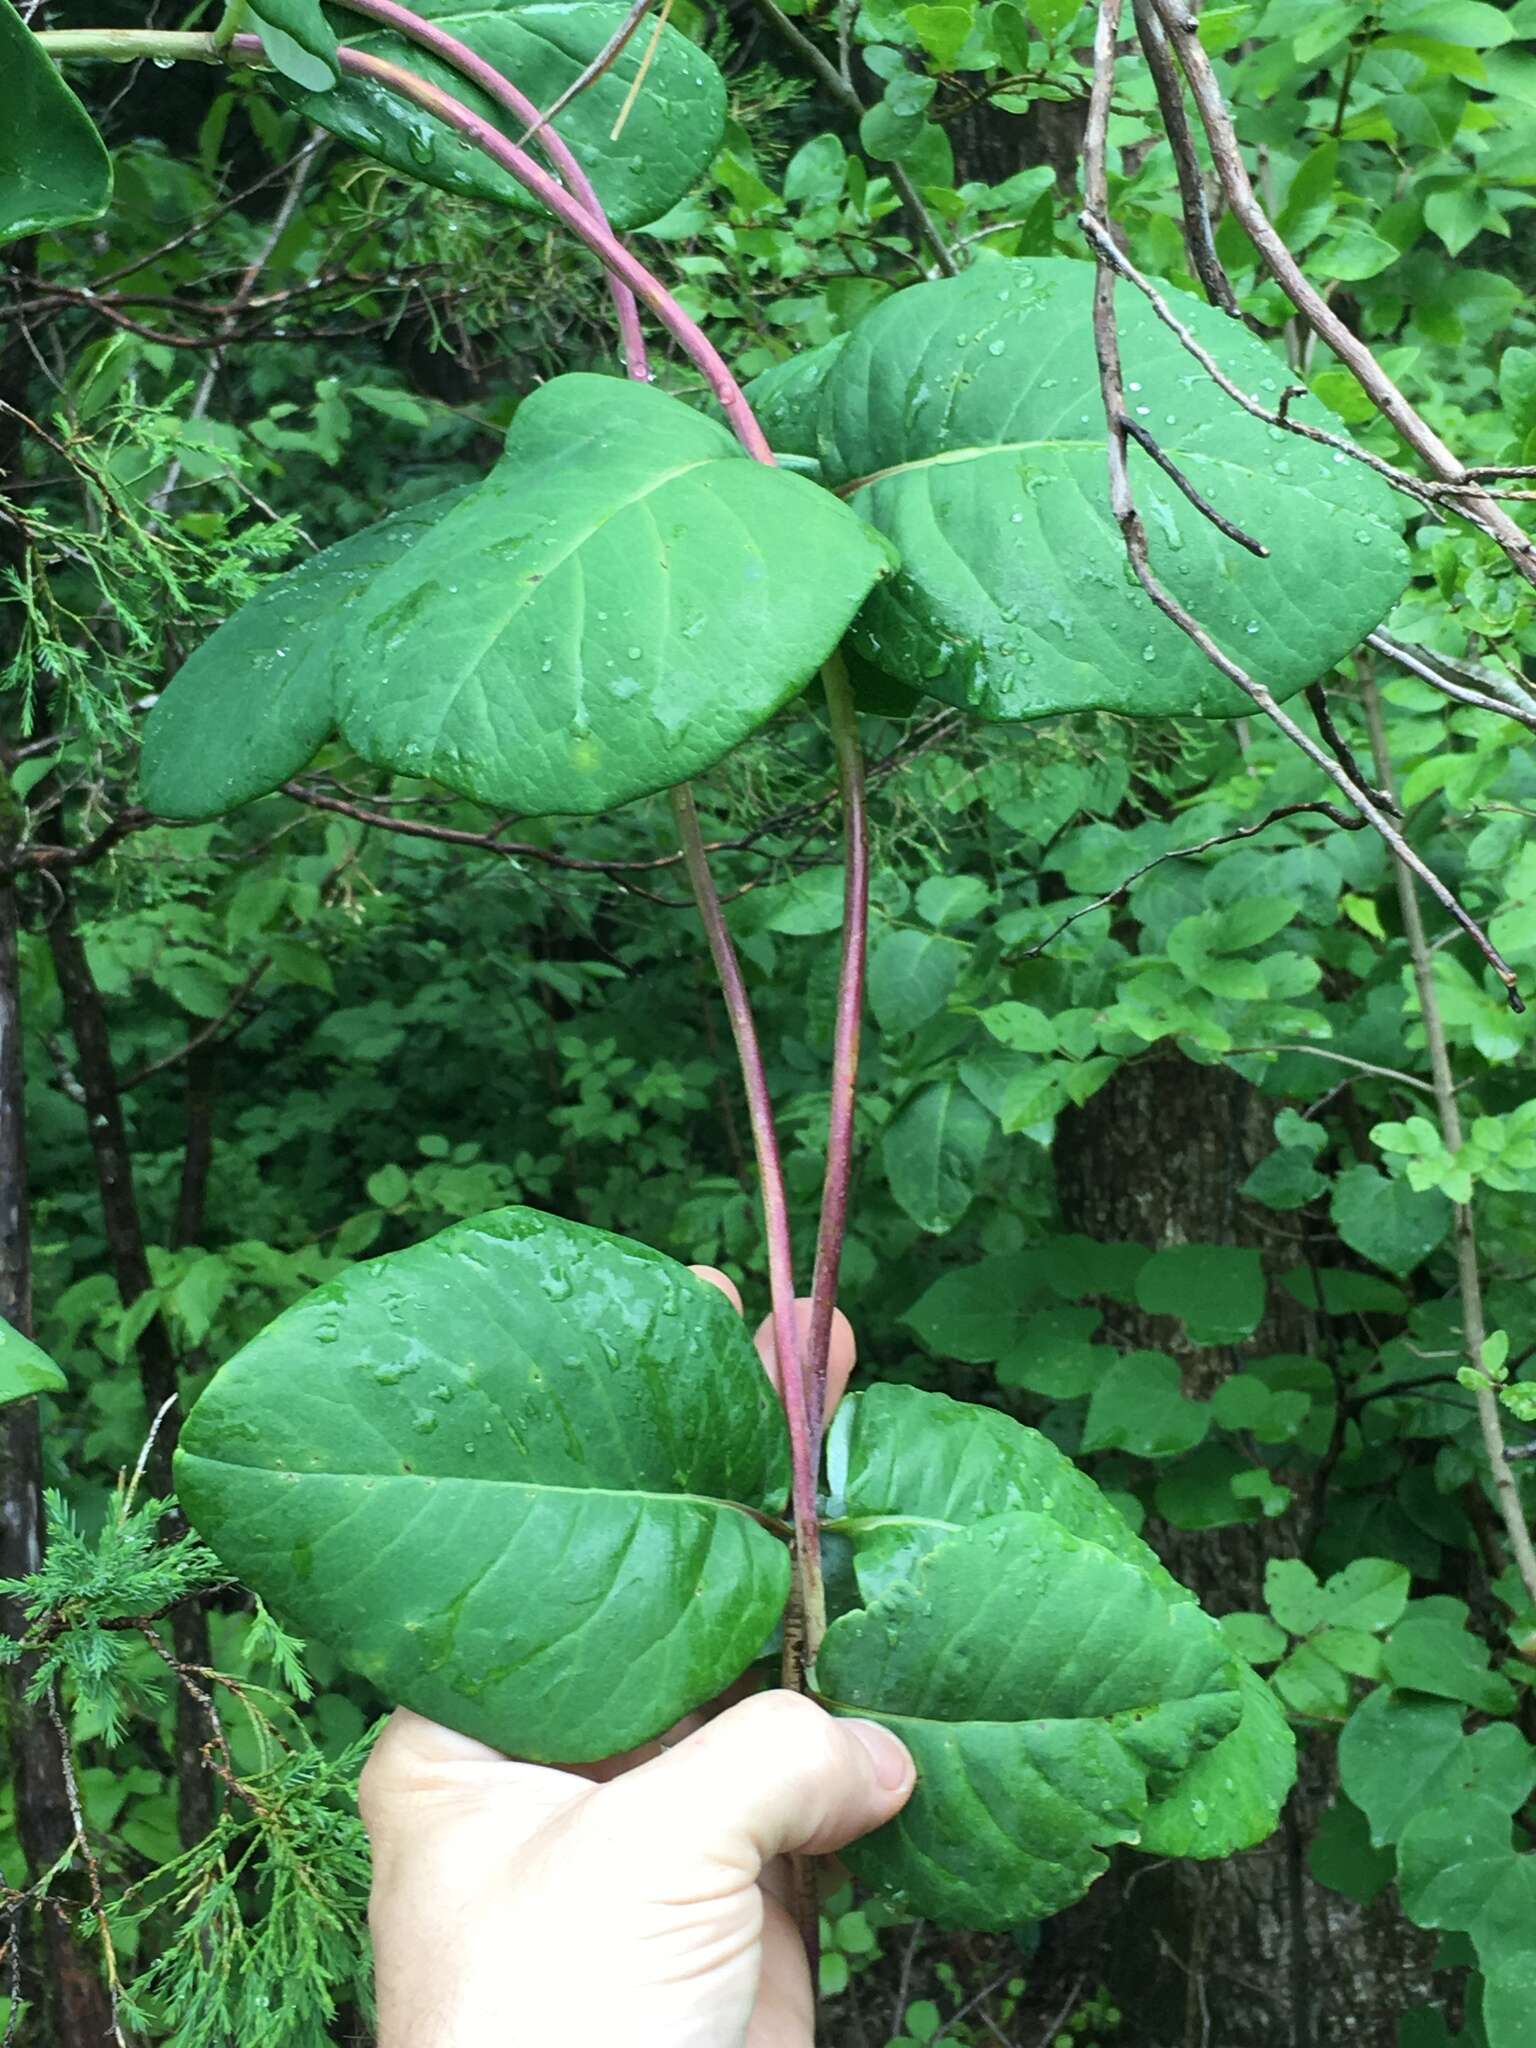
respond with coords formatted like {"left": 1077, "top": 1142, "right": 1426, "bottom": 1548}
{"left": 1130, "top": 0, "right": 1238, "bottom": 313}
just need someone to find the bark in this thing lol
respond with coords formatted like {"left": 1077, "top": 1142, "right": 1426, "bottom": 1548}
{"left": 0, "top": 843, "right": 116, "bottom": 2042}
{"left": 45, "top": 883, "right": 217, "bottom": 1849}
{"left": 1049, "top": 1049, "right": 1441, "bottom": 2048}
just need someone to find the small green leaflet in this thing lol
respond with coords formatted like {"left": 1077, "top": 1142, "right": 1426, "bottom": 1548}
{"left": 0, "top": 1315, "right": 68, "bottom": 1406}
{"left": 280, "top": 0, "right": 727, "bottom": 232}
{"left": 248, "top": 0, "right": 341, "bottom": 90}
{"left": 175, "top": 1207, "right": 791, "bottom": 1760}
{"left": 0, "top": 0, "right": 112, "bottom": 245}
{"left": 334, "top": 375, "right": 892, "bottom": 818}
{"left": 140, "top": 489, "right": 471, "bottom": 820}
{"left": 781, "top": 258, "right": 1410, "bottom": 722}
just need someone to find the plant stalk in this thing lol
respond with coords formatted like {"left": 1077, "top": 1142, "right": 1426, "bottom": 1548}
{"left": 671, "top": 790, "right": 826, "bottom": 1662}
{"left": 806, "top": 652, "right": 868, "bottom": 1452}
{"left": 1360, "top": 680, "right": 1536, "bottom": 1612}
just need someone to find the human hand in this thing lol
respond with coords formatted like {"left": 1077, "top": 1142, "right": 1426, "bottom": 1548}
{"left": 360, "top": 1281, "right": 914, "bottom": 2048}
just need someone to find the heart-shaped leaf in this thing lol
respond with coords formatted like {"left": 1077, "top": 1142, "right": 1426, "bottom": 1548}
{"left": 816, "top": 1512, "right": 1243, "bottom": 1927}
{"left": 281, "top": 0, "right": 726, "bottom": 231}
{"left": 1, "top": 0, "right": 112, "bottom": 245}
{"left": 802, "top": 257, "right": 1410, "bottom": 721}
{"left": 140, "top": 488, "right": 471, "bottom": 820}
{"left": 175, "top": 1206, "right": 791, "bottom": 1760}
{"left": 0, "top": 1314, "right": 67, "bottom": 1406}
{"left": 332, "top": 374, "right": 892, "bottom": 816}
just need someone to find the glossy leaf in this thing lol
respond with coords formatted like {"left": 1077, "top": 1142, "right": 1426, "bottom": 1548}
{"left": 282, "top": 0, "right": 727, "bottom": 231}
{"left": 817, "top": 1512, "right": 1243, "bottom": 1926}
{"left": 140, "top": 489, "right": 471, "bottom": 820}
{"left": 0, "top": 1315, "right": 67, "bottom": 1406}
{"left": 0, "top": 0, "right": 112, "bottom": 245}
{"left": 807, "top": 258, "right": 1410, "bottom": 721}
{"left": 175, "top": 1206, "right": 791, "bottom": 1760}
{"left": 881, "top": 1077, "right": 993, "bottom": 1232}
{"left": 743, "top": 336, "right": 850, "bottom": 459}
{"left": 827, "top": 1383, "right": 1181, "bottom": 1602}
{"left": 333, "top": 375, "right": 891, "bottom": 817}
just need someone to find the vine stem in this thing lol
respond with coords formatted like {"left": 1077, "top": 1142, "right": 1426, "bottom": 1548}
{"left": 671, "top": 788, "right": 826, "bottom": 1666}
{"left": 806, "top": 652, "right": 867, "bottom": 1451}
{"left": 1359, "top": 681, "right": 1536, "bottom": 1614}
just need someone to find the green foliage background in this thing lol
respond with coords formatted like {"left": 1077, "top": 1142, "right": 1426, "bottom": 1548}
{"left": 3, "top": 0, "right": 1536, "bottom": 2043}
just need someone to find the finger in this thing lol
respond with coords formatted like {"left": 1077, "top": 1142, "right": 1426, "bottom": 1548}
{"left": 589, "top": 1690, "right": 912, "bottom": 1880}
{"left": 688, "top": 1263, "right": 744, "bottom": 1317}
{"left": 754, "top": 1301, "right": 858, "bottom": 1417}
{"left": 359, "top": 1708, "right": 572, "bottom": 1842}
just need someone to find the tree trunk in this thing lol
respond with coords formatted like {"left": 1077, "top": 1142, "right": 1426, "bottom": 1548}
{"left": 46, "top": 884, "right": 217, "bottom": 1849}
{"left": 1049, "top": 1048, "right": 1440, "bottom": 2048}
{"left": 0, "top": 827, "right": 117, "bottom": 2044}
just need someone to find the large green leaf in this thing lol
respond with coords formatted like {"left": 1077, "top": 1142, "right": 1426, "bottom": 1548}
{"left": 806, "top": 258, "right": 1410, "bottom": 721}
{"left": 881, "top": 1077, "right": 993, "bottom": 1232}
{"left": 281, "top": 0, "right": 726, "bottom": 231}
{"left": 0, "top": 1314, "right": 67, "bottom": 1407}
{"left": 1396, "top": 1792, "right": 1536, "bottom": 2001}
{"left": 140, "top": 489, "right": 471, "bottom": 820}
{"left": 333, "top": 375, "right": 891, "bottom": 817}
{"left": 175, "top": 1206, "right": 791, "bottom": 1760}
{"left": 0, "top": 0, "right": 112, "bottom": 245}
{"left": 742, "top": 336, "right": 849, "bottom": 460}
{"left": 826, "top": 1383, "right": 1181, "bottom": 1603}
{"left": 816, "top": 1512, "right": 1243, "bottom": 1926}
{"left": 1339, "top": 1688, "right": 1536, "bottom": 1847}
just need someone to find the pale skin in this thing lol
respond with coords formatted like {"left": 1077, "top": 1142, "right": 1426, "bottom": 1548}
{"left": 360, "top": 1276, "right": 915, "bottom": 2048}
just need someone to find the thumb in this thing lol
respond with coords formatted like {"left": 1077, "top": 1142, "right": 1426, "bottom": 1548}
{"left": 587, "top": 1690, "right": 913, "bottom": 1879}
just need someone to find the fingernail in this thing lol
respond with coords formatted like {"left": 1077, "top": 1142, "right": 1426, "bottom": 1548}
{"left": 846, "top": 1718, "right": 913, "bottom": 1792}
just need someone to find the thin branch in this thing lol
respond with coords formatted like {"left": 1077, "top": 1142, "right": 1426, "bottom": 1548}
{"left": 1009, "top": 798, "right": 1364, "bottom": 960}
{"left": 609, "top": 0, "right": 671, "bottom": 141}
{"left": 1079, "top": 16, "right": 1520, "bottom": 1015}
{"left": 1129, "top": 0, "right": 1238, "bottom": 313}
{"left": 1149, "top": 0, "right": 1536, "bottom": 591}
{"left": 1367, "top": 632, "right": 1536, "bottom": 740}
{"left": 1361, "top": 680, "right": 1536, "bottom": 1612}
{"left": 121, "top": 957, "right": 271, "bottom": 1091}
{"left": 1120, "top": 413, "right": 1268, "bottom": 554}
{"left": 805, "top": 653, "right": 867, "bottom": 1446}
{"left": 513, "top": 0, "right": 656, "bottom": 148}
{"left": 1304, "top": 683, "right": 1397, "bottom": 813}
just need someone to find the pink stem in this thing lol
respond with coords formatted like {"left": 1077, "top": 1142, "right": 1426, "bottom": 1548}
{"left": 672, "top": 789, "right": 823, "bottom": 1654}
{"left": 805, "top": 653, "right": 866, "bottom": 1448}
{"left": 326, "top": 0, "right": 649, "bottom": 381}
{"left": 232, "top": 34, "right": 773, "bottom": 459}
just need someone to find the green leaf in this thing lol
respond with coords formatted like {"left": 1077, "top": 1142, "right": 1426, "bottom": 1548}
{"left": 881, "top": 1078, "right": 993, "bottom": 1232}
{"left": 248, "top": 0, "right": 340, "bottom": 88}
{"left": 902, "top": 1256, "right": 1050, "bottom": 1362}
{"left": 1025, "top": 0, "right": 1081, "bottom": 31}
{"left": 1335, "top": 1163, "right": 1458, "bottom": 1269}
{"left": 1135, "top": 1244, "right": 1265, "bottom": 1343}
{"left": 744, "top": 338, "right": 852, "bottom": 460}
{"left": 818, "top": 1512, "right": 1242, "bottom": 1926}
{"left": 0, "top": 0, "right": 112, "bottom": 245}
{"left": 1499, "top": 346, "right": 1536, "bottom": 443}
{"left": 807, "top": 259, "right": 1409, "bottom": 722}
{"left": 140, "top": 490, "right": 471, "bottom": 819}
{"left": 904, "top": 2, "right": 973, "bottom": 67}
{"left": 1240, "top": 1147, "right": 1327, "bottom": 1212}
{"left": 1397, "top": 1793, "right": 1536, "bottom": 1983}
{"left": 1081, "top": 1352, "right": 1209, "bottom": 1459}
{"left": 175, "top": 1206, "right": 791, "bottom": 1760}
{"left": 0, "top": 1315, "right": 67, "bottom": 1406}
{"left": 334, "top": 377, "right": 890, "bottom": 817}
{"left": 281, "top": 0, "right": 727, "bottom": 232}
{"left": 1220, "top": 1612, "right": 1287, "bottom": 1665}
{"left": 1339, "top": 1689, "right": 1536, "bottom": 1847}
{"left": 1136, "top": 1664, "right": 1296, "bottom": 1858}
{"left": 1383, "top": 1615, "right": 1517, "bottom": 1714}
{"left": 829, "top": 1383, "right": 1182, "bottom": 1602}
{"left": 1306, "top": 1797, "right": 1394, "bottom": 1903}
{"left": 868, "top": 928, "right": 965, "bottom": 1035}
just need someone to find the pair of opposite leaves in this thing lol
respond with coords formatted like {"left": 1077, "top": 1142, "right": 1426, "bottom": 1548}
{"left": 177, "top": 1203, "right": 1296, "bottom": 1928}
{"left": 140, "top": 257, "right": 1411, "bottom": 826}
{"left": 2, "top": 0, "right": 725, "bottom": 245}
